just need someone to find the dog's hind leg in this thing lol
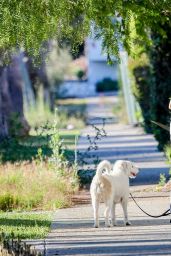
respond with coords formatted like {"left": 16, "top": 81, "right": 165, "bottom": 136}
{"left": 92, "top": 196, "right": 100, "bottom": 228}
{"left": 111, "top": 203, "right": 117, "bottom": 226}
{"left": 104, "top": 198, "right": 113, "bottom": 227}
{"left": 121, "top": 199, "right": 131, "bottom": 226}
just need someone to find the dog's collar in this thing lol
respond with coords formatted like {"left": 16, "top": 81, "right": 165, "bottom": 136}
{"left": 131, "top": 172, "right": 136, "bottom": 177}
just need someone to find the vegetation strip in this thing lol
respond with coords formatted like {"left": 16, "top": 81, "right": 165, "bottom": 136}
{"left": 0, "top": 212, "right": 52, "bottom": 239}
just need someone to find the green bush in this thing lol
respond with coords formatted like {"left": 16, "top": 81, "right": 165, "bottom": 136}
{"left": 129, "top": 44, "right": 171, "bottom": 150}
{"left": 148, "top": 25, "right": 171, "bottom": 150}
{"left": 165, "top": 144, "right": 171, "bottom": 178}
{"left": 129, "top": 54, "right": 153, "bottom": 133}
{"left": 96, "top": 78, "right": 118, "bottom": 92}
{"left": 76, "top": 70, "right": 85, "bottom": 80}
{"left": 158, "top": 173, "right": 166, "bottom": 187}
{"left": 0, "top": 194, "right": 19, "bottom": 211}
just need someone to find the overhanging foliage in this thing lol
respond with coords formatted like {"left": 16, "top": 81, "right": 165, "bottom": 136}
{"left": 0, "top": 0, "right": 170, "bottom": 59}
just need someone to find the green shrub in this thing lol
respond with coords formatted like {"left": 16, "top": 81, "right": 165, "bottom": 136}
{"left": 0, "top": 137, "right": 52, "bottom": 163}
{"left": 129, "top": 47, "right": 171, "bottom": 149}
{"left": 96, "top": 78, "right": 118, "bottom": 92}
{"left": 76, "top": 70, "right": 85, "bottom": 80}
{"left": 129, "top": 54, "right": 152, "bottom": 133}
{"left": 165, "top": 144, "right": 171, "bottom": 178}
{"left": 158, "top": 173, "right": 166, "bottom": 187}
{"left": 0, "top": 194, "right": 19, "bottom": 211}
{"left": 149, "top": 25, "right": 171, "bottom": 150}
{"left": 165, "top": 145, "right": 171, "bottom": 163}
{"left": 77, "top": 169, "right": 95, "bottom": 185}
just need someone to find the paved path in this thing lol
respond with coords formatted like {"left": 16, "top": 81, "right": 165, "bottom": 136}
{"left": 78, "top": 94, "right": 169, "bottom": 185}
{"left": 43, "top": 197, "right": 171, "bottom": 256}
{"left": 41, "top": 94, "right": 171, "bottom": 256}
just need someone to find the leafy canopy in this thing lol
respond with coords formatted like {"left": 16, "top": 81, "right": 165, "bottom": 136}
{"left": 0, "top": 0, "right": 170, "bottom": 58}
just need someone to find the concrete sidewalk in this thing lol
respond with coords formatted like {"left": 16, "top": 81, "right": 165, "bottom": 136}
{"left": 41, "top": 94, "right": 171, "bottom": 256}
{"left": 43, "top": 196, "right": 171, "bottom": 256}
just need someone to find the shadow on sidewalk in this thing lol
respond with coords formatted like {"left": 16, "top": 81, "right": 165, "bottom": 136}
{"left": 50, "top": 218, "right": 170, "bottom": 230}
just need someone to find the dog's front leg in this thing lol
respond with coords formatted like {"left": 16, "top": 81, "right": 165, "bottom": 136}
{"left": 121, "top": 199, "right": 131, "bottom": 226}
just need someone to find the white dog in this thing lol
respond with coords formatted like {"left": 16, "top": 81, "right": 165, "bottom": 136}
{"left": 90, "top": 160, "right": 139, "bottom": 228}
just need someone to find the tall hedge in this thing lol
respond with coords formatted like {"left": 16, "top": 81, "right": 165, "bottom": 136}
{"left": 149, "top": 24, "right": 171, "bottom": 149}
{"left": 130, "top": 24, "right": 171, "bottom": 150}
{"left": 129, "top": 54, "right": 153, "bottom": 133}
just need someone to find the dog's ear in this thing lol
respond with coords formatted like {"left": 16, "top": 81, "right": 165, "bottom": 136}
{"left": 121, "top": 161, "right": 127, "bottom": 169}
{"left": 121, "top": 161, "right": 131, "bottom": 176}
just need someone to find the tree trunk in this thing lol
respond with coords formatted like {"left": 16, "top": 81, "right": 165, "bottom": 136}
{"left": 0, "top": 68, "right": 9, "bottom": 139}
{"left": 0, "top": 55, "right": 30, "bottom": 139}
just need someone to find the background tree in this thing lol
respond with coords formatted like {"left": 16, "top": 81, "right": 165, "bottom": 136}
{"left": 0, "top": 56, "right": 30, "bottom": 138}
{"left": 149, "top": 23, "right": 171, "bottom": 149}
{"left": 0, "top": 0, "right": 171, "bottom": 141}
{"left": 0, "top": 1, "right": 170, "bottom": 59}
{"left": 129, "top": 21, "right": 171, "bottom": 149}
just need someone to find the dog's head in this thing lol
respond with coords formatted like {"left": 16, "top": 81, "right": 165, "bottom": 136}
{"left": 115, "top": 160, "right": 139, "bottom": 178}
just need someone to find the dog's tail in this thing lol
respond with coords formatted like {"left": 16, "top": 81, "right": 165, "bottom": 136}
{"left": 96, "top": 160, "right": 112, "bottom": 180}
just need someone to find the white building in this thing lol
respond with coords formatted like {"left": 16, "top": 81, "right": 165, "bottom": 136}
{"left": 86, "top": 37, "right": 118, "bottom": 93}
{"left": 59, "top": 37, "right": 118, "bottom": 98}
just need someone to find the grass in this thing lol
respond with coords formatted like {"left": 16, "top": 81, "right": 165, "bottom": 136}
{"left": 59, "top": 129, "right": 80, "bottom": 147}
{"left": 0, "top": 129, "right": 80, "bottom": 163}
{"left": 0, "top": 112, "right": 80, "bottom": 212}
{"left": 0, "top": 161, "right": 78, "bottom": 211}
{"left": 57, "top": 98, "right": 87, "bottom": 105}
{"left": 0, "top": 96, "right": 84, "bottom": 213}
{"left": 57, "top": 98, "right": 87, "bottom": 129}
{"left": 0, "top": 138, "right": 51, "bottom": 163}
{"left": 26, "top": 97, "right": 87, "bottom": 130}
{"left": 0, "top": 91, "right": 87, "bottom": 242}
{"left": 0, "top": 212, "right": 52, "bottom": 239}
